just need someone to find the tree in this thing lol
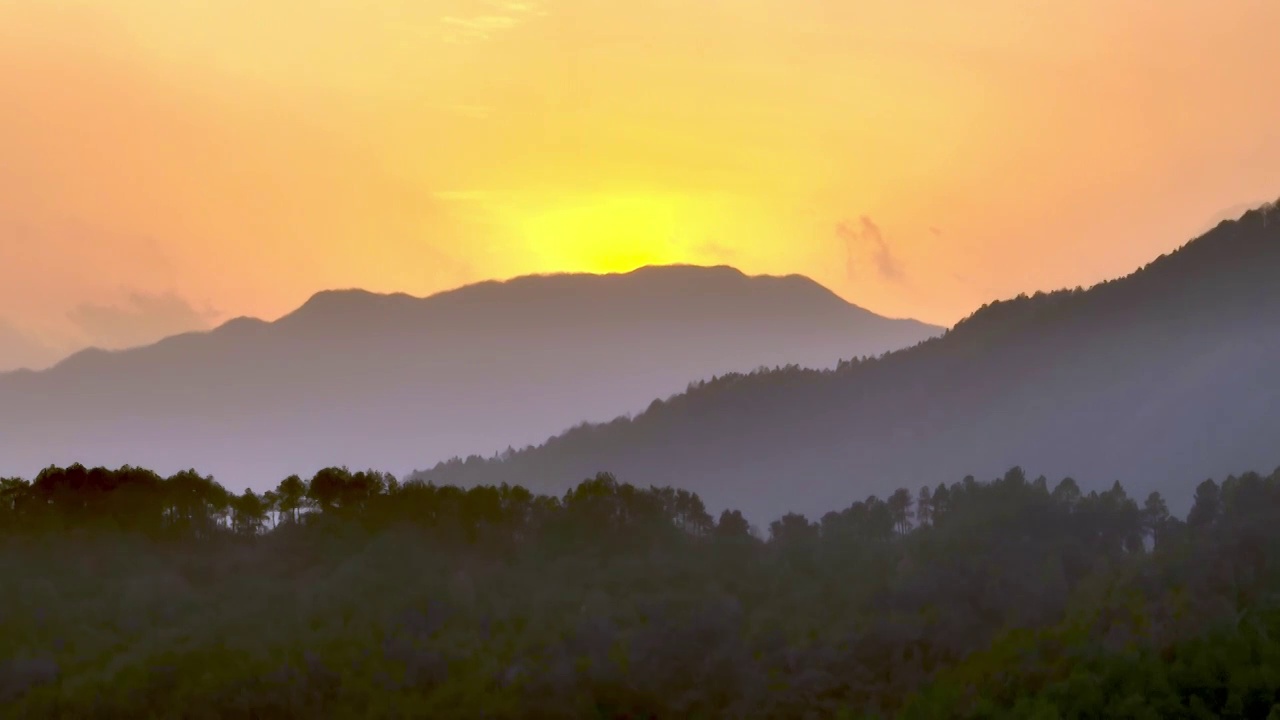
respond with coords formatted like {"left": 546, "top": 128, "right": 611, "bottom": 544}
{"left": 862, "top": 496, "right": 896, "bottom": 540}
{"left": 1052, "top": 477, "right": 1081, "bottom": 509}
{"left": 8, "top": 461, "right": 1280, "bottom": 716}
{"left": 0, "top": 477, "right": 31, "bottom": 517}
{"left": 888, "top": 488, "right": 914, "bottom": 534}
{"left": 716, "top": 509, "right": 752, "bottom": 539}
{"left": 1001, "top": 466, "right": 1028, "bottom": 487}
{"left": 654, "top": 487, "right": 713, "bottom": 537}
{"left": 308, "top": 466, "right": 356, "bottom": 513}
{"left": 769, "top": 512, "right": 817, "bottom": 545}
{"left": 915, "top": 486, "right": 933, "bottom": 528}
{"left": 231, "top": 489, "right": 267, "bottom": 535}
{"left": 162, "top": 469, "right": 228, "bottom": 537}
{"left": 931, "top": 483, "right": 952, "bottom": 524}
{"left": 207, "top": 483, "right": 231, "bottom": 530}
{"left": 275, "top": 474, "right": 307, "bottom": 524}
{"left": 1188, "top": 479, "right": 1221, "bottom": 530}
{"left": 1141, "top": 491, "right": 1170, "bottom": 542}
{"left": 261, "top": 490, "right": 280, "bottom": 529}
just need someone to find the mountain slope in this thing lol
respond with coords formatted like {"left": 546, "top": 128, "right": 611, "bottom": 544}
{"left": 0, "top": 265, "right": 941, "bottom": 486}
{"left": 410, "top": 200, "right": 1280, "bottom": 522}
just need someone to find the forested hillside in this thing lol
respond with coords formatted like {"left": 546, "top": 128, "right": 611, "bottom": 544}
{"left": 411, "top": 201, "right": 1280, "bottom": 522}
{"left": 4, "top": 462, "right": 1280, "bottom": 717}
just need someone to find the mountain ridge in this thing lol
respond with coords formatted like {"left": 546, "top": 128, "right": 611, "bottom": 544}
{"left": 0, "top": 264, "right": 942, "bottom": 488}
{"left": 409, "top": 198, "right": 1280, "bottom": 522}
{"left": 18, "top": 264, "right": 925, "bottom": 376}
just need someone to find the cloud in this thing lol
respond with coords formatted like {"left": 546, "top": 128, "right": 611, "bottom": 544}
{"left": 929, "top": 226, "right": 942, "bottom": 236}
{"left": 0, "top": 319, "right": 61, "bottom": 372}
{"left": 67, "top": 291, "right": 221, "bottom": 351}
{"left": 440, "top": 1, "right": 545, "bottom": 43}
{"left": 441, "top": 14, "right": 521, "bottom": 38}
{"left": 695, "top": 241, "right": 740, "bottom": 263}
{"left": 837, "top": 216, "right": 904, "bottom": 282}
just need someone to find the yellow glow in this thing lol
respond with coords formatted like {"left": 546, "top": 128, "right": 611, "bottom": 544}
{"left": 508, "top": 193, "right": 721, "bottom": 275}
{"left": 2, "top": 0, "right": 1280, "bottom": 355}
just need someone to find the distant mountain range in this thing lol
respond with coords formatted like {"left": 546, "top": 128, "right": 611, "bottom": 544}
{"left": 410, "top": 200, "right": 1280, "bottom": 523}
{"left": 0, "top": 265, "right": 941, "bottom": 486}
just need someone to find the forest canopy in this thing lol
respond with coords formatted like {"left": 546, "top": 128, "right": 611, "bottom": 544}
{"left": 4, "top": 463, "right": 1280, "bottom": 718}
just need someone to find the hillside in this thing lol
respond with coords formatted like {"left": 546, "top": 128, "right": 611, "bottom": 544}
{"left": 410, "top": 200, "right": 1280, "bottom": 522}
{"left": 0, "top": 265, "right": 940, "bottom": 486}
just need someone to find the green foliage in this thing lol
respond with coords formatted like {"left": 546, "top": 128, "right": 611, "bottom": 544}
{"left": 3, "top": 463, "right": 1280, "bottom": 716}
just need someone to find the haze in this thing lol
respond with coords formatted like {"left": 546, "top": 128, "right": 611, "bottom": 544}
{"left": 2, "top": 0, "right": 1279, "bottom": 370}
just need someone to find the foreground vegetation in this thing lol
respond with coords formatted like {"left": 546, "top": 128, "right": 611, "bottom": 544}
{"left": 3, "top": 463, "right": 1280, "bottom": 717}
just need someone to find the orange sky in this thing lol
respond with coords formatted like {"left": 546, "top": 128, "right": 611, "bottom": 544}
{"left": 2, "top": 0, "right": 1279, "bottom": 369}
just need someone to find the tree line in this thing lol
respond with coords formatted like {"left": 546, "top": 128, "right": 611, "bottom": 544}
{"left": 3, "top": 462, "right": 1280, "bottom": 717}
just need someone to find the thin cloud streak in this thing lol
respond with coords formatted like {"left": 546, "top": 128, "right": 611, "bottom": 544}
{"left": 67, "top": 291, "right": 221, "bottom": 351}
{"left": 0, "top": 318, "right": 61, "bottom": 372}
{"left": 838, "top": 216, "right": 905, "bottom": 283}
{"left": 439, "top": 0, "right": 545, "bottom": 43}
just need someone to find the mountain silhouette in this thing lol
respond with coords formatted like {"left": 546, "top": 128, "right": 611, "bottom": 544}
{"left": 409, "top": 200, "right": 1280, "bottom": 523}
{"left": 0, "top": 265, "right": 941, "bottom": 486}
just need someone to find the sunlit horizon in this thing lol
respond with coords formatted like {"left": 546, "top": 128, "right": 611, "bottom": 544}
{"left": 2, "top": 0, "right": 1279, "bottom": 369}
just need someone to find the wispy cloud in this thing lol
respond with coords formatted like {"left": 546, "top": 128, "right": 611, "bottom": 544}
{"left": 67, "top": 291, "right": 221, "bottom": 351}
{"left": 0, "top": 318, "right": 60, "bottom": 372}
{"left": 695, "top": 241, "right": 740, "bottom": 264}
{"left": 837, "top": 216, "right": 905, "bottom": 282}
{"left": 440, "top": 1, "right": 545, "bottom": 43}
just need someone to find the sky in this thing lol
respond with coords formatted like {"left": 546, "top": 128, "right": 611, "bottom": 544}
{"left": 2, "top": 0, "right": 1279, "bottom": 370}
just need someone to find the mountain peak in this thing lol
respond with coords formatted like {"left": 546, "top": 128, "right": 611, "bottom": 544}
{"left": 621, "top": 263, "right": 746, "bottom": 279}
{"left": 281, "top": 288, "right": 417, "bottom": 325}
{"left": 297, "top": 288, "right": 389, "bottom": 310}
{"left": 619, "top": 264, "right": 832, "bottom": 296}
{"left": 276, "top": 265, "right": 873, "bottom": 325}
{"left": 0, "top": 264, "right": 939, "bottom": 489}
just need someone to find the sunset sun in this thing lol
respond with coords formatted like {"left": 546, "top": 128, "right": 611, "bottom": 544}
{"left": 510, "top": 193, "right": 721, "bottom": 275}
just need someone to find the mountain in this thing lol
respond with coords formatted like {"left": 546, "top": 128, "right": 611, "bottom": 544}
{"left": 409, "top": 200, "right": 1280, "bottom": 523}
{"left": 0, "top": 265, "right": 941, "bottom": 486}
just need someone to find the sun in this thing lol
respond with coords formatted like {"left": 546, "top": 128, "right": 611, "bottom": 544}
{"left": 510, "top": 192, "right": 717, "bottom": 275}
